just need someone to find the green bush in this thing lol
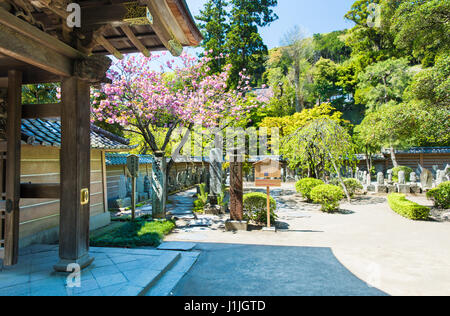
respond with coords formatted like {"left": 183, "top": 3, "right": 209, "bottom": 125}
{"left": 310, "top": 184, "right": 345, "bottom": 213}
{"left": 387, "top": 193, "right": 430, "bottom": 220}
{"left": 329, "top": 178, "right": 363, "bottom": 197}
{"left": 90, "top": 219, "right": 175, "bottom": 248}
{"left": 392, "top": 166, "right": 414, "bottom": 182}
{"left": 243, "top": 192, "right": 277, "bottom": 225}
{"left": 427, "top": 181, "right": 450, "bottom": 209}
{"left": 295, "top": 178, "right": 325, "bottom": 202}
{"left": 344, "top": 178, "right": 364, "bottom": 197}
{"left": 193, "top": 199, "right": 205, "bottom": 213}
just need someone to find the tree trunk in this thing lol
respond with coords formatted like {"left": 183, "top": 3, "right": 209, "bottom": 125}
{"left": 294, "top": 62, "right": 302, "bottom": 112}
{"left": 328, "top": 152, "right": 351, "bottom": 202}
{"left": 390, "top": 145, "right": 399, "bottom": 168}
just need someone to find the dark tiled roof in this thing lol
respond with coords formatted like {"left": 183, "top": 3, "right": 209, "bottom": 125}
{"left": 21, "top": 119, "right": 134, "bottom": 151}
{"left": 356, "top": 154, "right": 386, "bottom": 161}
{"left": 393, "top": 147, "right": 450, "bottom": 154}
{"left": 105, "top": 153, "right": 154, "bottom": 166}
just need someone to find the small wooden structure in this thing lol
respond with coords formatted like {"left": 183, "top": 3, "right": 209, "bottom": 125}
{"left": 254, "top": 158, "right": 281, "bottom": 229}
{"left": 0, "top": 0, "right": 201, "bottom": 269}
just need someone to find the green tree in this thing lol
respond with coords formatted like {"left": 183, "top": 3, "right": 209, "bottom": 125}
{"left": 196, "top": 0, "right": 230, "bottom": 73}
{"left": 344, "top": 0, "right": 400, "bottom": 70}
{"left": 281, "top": 26, "right": 315, "bottom": 112}
{"left": 22, "top": 83, "right": 59, "bottom": 104}
{"left": 355, "top": 57, "right": 413, "bottom": 111}
{"left": 225, "top": 0, "right": 278, "bottom": 87}
{"left": 390, "top": 0, "right": 450, "bottom": 66}
{"left": 356, "top": 102, "right": 419, "bottom": 167}
{"left": 262, "top": 47, "right": 296, "bottom": 116}
{"left": 312, "top": 58, "right": 344, "bottom": 107}
{"left": 313, "top": 30, "right": 352, "bottom": 63}
{"left": 405, "top": 54, "right": 450, "bottom": 108}
{"left": 283, "top": 117, "right": 355, "bottom": 201}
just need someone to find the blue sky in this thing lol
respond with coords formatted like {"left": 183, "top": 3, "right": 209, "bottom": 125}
{"left": 186, "top": 0, "right": 357, "bottom": 49}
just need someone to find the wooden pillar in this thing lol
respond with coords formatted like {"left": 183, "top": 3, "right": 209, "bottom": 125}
{"left": 54, "top": 77, "right": 93, "bottom": 272}
{"left": 101, "top": 151, "right": 108, "bottom": 213}
{"left": 266, "top": 186, "right": 271, "bottom": 229}
{"left": 3, "top": 70, "right": 22, "bottom": 266}
{"left": 229, "top": 152, "right": 243, "bottom": 221}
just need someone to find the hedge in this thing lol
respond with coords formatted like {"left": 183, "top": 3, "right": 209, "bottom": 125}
{"left": 387, "top": 193, "right": 430, "bottom": 220}
{"left": 427, "top": 181, "right": 450, "bottom": 209}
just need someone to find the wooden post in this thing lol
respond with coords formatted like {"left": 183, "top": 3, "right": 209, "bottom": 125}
{"left": 131, "top": 176, "right": 136, "bottom": 221}
{"left": 4, "top": 70, "right": 22, "bottom": 266}
{"left": 54, "top": 77, "right": 94, "bottom": 272}
{"left": 267, "top": 186, "right": 271, "bottom": 229}
{"left": 229, "top": 152, "right": 243, "bottom": 221}
{"left": 101, "top": 151, "right": 108, "bottom": 213}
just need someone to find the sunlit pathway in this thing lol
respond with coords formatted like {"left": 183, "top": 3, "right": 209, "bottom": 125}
{"left": 167, "top": 183, "right": 450, "bottom": 296}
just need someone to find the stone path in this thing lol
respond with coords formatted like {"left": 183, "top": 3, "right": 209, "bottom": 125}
{"left": 167, "top": 183, "right": 450, "bottom": 296}
{"left": 0, "top": 244, "right": 198, "bottom": 296}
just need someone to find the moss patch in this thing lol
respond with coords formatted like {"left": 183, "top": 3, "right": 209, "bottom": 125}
{"left": 90, "top": 218, "right": 175, "bottom": 248}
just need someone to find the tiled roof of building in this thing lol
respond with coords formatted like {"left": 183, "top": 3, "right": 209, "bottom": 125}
{"left": 105, "top": 153, "right": 154, "bottom": 166}
{"left": 393, "top": 147, "right": 450, "bottom": 154}
{"left": 21, "top": 119, "right": 134, "bottom": 151}
{"left": 357, "top": 148, "right": 450, "bottom": 160}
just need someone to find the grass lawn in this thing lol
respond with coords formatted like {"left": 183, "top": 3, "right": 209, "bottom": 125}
{"left": 90, "top": 217, "right": 176, "bottom": 248}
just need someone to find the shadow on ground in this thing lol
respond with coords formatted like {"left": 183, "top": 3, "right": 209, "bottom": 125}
{"left": 172, "top": 243, "right": 388, "bottom": 296}
{"left": 350, "top": 196, "right": 386, "bottom": 205}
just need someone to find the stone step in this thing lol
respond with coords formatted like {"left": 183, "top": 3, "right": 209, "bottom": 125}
{"left": 157, "top": 242, "right": 197, "bottom": 251}
{"left": 118, "top": 251, "right": 181, "bottom": 296}
{"left": 144, "top": 251, "right": 200, "bottom": 296}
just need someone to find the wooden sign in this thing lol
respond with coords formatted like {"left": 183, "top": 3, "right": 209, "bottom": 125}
{"left": 127, "top": 155, "right": 140, "bottom": 178}
{"left": 254, "top": 158, "right": 281, "bottom": 187}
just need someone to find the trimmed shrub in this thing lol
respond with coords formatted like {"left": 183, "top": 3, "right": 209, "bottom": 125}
{"left": 243, "top": 192, "right": 277, "bottom": 225}
{"left": 427, "top": 181, "right": 450, "bottom": 209}
{"left": 295, "top": 178, "right": 325, "bottom": 202}
{"left": 387, "top": 193, "right": 430, "bottom": 220}
{"left": 392, "top": 166, "right": 414, "bottom": 182}
{"left": 310, "top": 184, "right": 345, "bottom": 213}
{"left": 344, "top": 178, "right": 364, "bottom": 197}
{"left": 329, "top": 178, "right": 363, "bottom": 198}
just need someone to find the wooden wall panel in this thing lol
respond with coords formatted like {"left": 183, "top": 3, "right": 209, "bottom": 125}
{"left": 357, "top": 154, "right": 450, "bottom": 172}
{"left": 18, "top": 147, "right": 106, "bottom": 240}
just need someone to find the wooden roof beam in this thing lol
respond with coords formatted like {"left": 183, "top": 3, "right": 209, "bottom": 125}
{"left": 0, "top": 8, "right": 84, "bottom": 59}
{"left": 94, "top": 34, "right": 124, "bottom": 60}
{"left": 120, "top": 25, "right": 150, "bottom": 57}
{"left": 144, "top": 0, "right": 183, "bottom": 56}
{"left": 0, "top": 22, "right": 72, "bottom": 77}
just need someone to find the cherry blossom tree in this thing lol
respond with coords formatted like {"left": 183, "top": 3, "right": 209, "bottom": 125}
{"left": 91, "top": 52, "right": 265, "bottom": 217}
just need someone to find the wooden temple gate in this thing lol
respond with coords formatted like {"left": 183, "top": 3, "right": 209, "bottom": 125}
{"left": 0, "top": 0, "right": 201, "bottom": 269}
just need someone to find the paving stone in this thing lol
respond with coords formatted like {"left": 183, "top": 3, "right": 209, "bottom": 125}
{"left": 94, "top": 273, "right": 127, "bottom": 288}
{"left": 0, "top": 245, "right": 188, "bottom": 296}
{"left": 189, "top": 219, "right": 212, "bottom": 227}
{"left": 157, "top": 242, "right": 197, "bottom": 251}
{"left": 90, "top": 265, "right": 121, "bottom": 279}
{"left": 0, "top": 282, "right": 30, "bottom": 296}
{"left": 114, "top": 285, "right": 146, "bottom": 296}
{"left": 122, "top": 268, "right": 162, "bottom": 288}
{"left": 99, "top": 283, "right": 129, "bottom": 296}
